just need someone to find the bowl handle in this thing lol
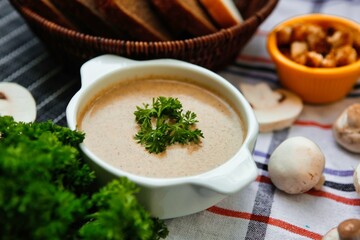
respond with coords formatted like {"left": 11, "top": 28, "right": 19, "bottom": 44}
{"left": 194, "top": 148, "right": 258, "bottom": 195}
{"left": 80, "top": 54, "right": 137, "bottom": 88}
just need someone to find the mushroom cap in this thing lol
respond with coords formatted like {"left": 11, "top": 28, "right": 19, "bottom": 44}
{"left": 0, "top": 82, "right": 36, "bottom": 122}
{"left": 268, "top": 136, "right": 325, "bottom": 194}
{"left": 333, "top": 103, "right": 360, "bottom": 153}
{"left": 338, "top": 219, "right": 360, "bottom": 239}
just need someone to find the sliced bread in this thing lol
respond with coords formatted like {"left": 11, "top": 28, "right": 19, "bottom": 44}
{"left": 151, "top": 0, "right": 218, "bottom": 37}
{"left": 50, "top": 0, "right": 121, "bottom": 37}
{"left": 199, "top": 0, "right": 243, "bottom": 28}
{"left": 96, "top": 0, "right": 173, "bottom": 41}
{"left": 25, "top": 0, "right": 78, "bottom": 30}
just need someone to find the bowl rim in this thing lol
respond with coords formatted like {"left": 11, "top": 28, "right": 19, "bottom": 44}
{"left": 267, "top": 13, "right": 360, "bottom": 75}
{"left": 66, "top": 55, "right": 259, "bottom": 191}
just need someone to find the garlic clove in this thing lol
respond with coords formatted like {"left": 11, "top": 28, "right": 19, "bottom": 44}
{"left": 240, "top": 83, "right": 303, "bottom": 133}
{"left": 0, "top": 82, "right": 36, "bottom": 122}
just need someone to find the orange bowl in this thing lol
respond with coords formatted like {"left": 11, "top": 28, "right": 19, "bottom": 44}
{"left": 267, "top": 14, "right": 360, "bottom": 104}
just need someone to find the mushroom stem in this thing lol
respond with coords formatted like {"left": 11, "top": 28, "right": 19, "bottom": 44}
{"left": 313, "top": 174, "right": 325, "bottom": 191}
{"left": 354, "top": 164, "right": 360, "bottom": 195}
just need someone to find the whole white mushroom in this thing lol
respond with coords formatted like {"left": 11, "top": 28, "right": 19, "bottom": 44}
{"left": 333, "top": 103, "right": 360, "bottom": 153}
{"left": 268, "top": 136, "right": 326, "bottom": 194}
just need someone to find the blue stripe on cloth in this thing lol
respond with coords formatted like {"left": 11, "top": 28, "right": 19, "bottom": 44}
{"left": 245, "top": 128, "right": 290, "bottom": 240}
{"left": 311, "top": 0, "right": 328, "bottom": 12}
{"left": 254, "top": 150, "right": 271, "bottom": 159}
{"left": 323, "top": 168, "right": 355, "bottom": 177}
{"left": 324, "top": 181, "right": 355, "bottom": 192}
{"left": 222, "top": 68, "right": 279, "bottom": 84}
{"left": 1, "top": 1, "right": 81, "bottom": 126}
{"left": 255, "top": 162, "right": 268, "bottom": 171}
{"left": 233, "top": 62, "right": 276, "bottom": 74}
{"left": 348, "top": 93, "right": 360, "bottom": 98}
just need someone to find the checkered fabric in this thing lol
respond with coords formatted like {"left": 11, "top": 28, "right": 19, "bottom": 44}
{"left": 1, "top": 0, "right": 359, "bottom": 239}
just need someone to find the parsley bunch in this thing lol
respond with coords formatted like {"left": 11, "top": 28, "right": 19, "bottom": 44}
{"left": 134, "top": 97, "right": 204, "bottom": 154}
{"left": 0, "top": 116, "right": 168, "bottom": 240}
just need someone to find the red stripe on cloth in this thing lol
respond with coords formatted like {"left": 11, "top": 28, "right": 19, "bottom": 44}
{"left": 207, "top": 206, "right": 322, "bottom": 239}
{"left": 307, "top": 189, "right": 360, "bottom": 206}
{"left": 294, "top": 120, "right": 333, "bottom": 129}
{"left": 256, "top": 175, "right": 272, "bottom": 184}
{"left": 256, "top": 176, "right": 360, "bottom": 206}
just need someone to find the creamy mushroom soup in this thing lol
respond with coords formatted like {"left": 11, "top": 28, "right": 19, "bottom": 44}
{"left": 78, "top": 76, "right": 245, "bottom": 178}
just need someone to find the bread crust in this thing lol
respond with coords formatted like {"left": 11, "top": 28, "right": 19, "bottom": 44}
{"left": 97, "top": 0, "right": 172, "bottom": 41}
{"left": 24, "top": 0, "right": 78, "bottom": 30}
{"left": 199, "top": 0, "right": 243, "bottom": 28}
{"left": 50, "top": 0, "right": 120, "bottom": 37}
{"left": 151, "top": 0, "right": 218, "bottom": 37}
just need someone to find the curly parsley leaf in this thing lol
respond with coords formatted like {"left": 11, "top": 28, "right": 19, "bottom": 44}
{"left": 0, "top": 116, "right": 168, "bottom": 240}
{"left": 134, "top": 97, "right": 204, "bottom": 154}
{"left": 79, "top": 179, "right": 169, "bottom": 240}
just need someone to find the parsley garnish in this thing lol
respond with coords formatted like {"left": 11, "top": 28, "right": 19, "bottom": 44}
{"left": 0, "top": 116, "right": 168, "bottom": 239}
{"left": 134, "top": 97, "right": 204, "bottom": 154}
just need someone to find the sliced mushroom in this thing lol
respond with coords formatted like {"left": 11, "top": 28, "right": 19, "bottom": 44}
{"left": 333, "top": 103, "right": 360, "bottom": 153}
{"left": 239, "top": 83, "right": 303, "bottom": 132}
{"left": 0, "top": 82, "right": 36, "bottom": 122}
{"left": 268, "top": 136, "right": 326, "bottom": 194}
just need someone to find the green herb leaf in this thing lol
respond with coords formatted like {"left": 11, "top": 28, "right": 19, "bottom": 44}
{"left": 0, "top": 116, "right": 168, "bottom": 240}
{"left": 134, "top": 97, "right": 204, "bottom": 154}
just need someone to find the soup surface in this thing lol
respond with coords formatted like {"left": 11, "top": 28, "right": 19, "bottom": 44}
{"left": 79, "top": 77, "right": 245, "bottom": 178}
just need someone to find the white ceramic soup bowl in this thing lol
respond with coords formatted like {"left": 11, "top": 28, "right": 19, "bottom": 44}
{"left": 66, "top": 54, "right": 259, "bottom": 219}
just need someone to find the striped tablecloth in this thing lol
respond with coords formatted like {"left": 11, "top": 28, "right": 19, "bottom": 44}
{"left": 1, "top": 0, "right": 359, "bottom": 239}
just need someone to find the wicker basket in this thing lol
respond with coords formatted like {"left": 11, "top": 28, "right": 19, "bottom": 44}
{"left": 10, "top": 0, "right": 278, "bottom": 70}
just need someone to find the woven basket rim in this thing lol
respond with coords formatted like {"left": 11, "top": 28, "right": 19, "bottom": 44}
{"left": 10, "top": 0, "right": 279, "bottom": 46}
